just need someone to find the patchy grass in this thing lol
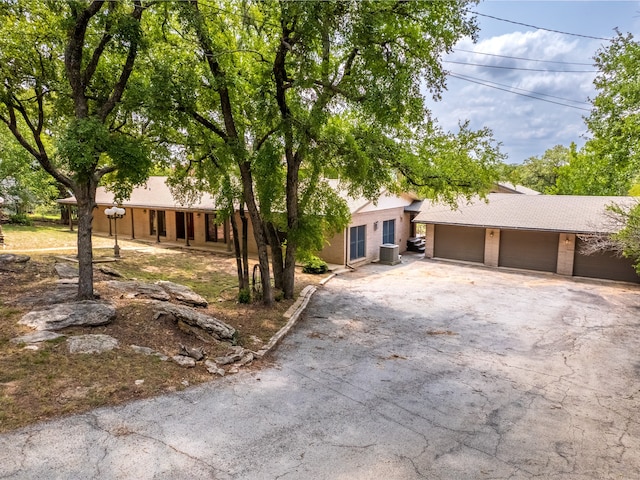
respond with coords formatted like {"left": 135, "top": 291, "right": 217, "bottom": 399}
{"left": 2, "top": 223, "right": 139, "bottom": 253}
{"left": 0, "top": 230, "right": 322, "bottom": 433}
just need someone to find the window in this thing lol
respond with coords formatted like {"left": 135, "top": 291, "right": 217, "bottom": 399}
{"left": 206, "top": 213, "right": 226, "bottom": 243}
{"left": 382, "top": 219, "right": 395, "bottom": 244}
{"left": 149, "top": 210, "right": 166, "bottom": 237}
{"left": 350, "top": 225, "right": 366, "bottom": 261}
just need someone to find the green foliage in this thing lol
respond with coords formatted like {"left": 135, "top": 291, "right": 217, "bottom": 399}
{"left": 511, "top": 145, "right": 570, "bottom": 194}
{"left": 558, "top": 33, "right": 640, "bottom": 195}
{"left": 238, "top": 288, "right": 251, "bottom": 304}
{"left": 301, "top": 255, "right": 329, "bottom": 275}
{"left": 8, "top": 213, "right": 32, "bottom": 226}
{"left": 609, "top": 203, "right": 640, "bottom": 273}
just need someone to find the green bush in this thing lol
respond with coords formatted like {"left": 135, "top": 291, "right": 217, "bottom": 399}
{"left": 302, "top": 255, "right": 328, "bottom": 274}
{"left": 8, "top": 213, "right": 32, "bottom": 226}
{"left": 237, "top": 288, "right": 251, "bottom": 304}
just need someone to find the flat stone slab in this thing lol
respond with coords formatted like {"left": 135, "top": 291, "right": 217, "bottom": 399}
{"left": 155, "top": 281, "right": 208, "bottom": 307}
{"left": 11, "top": 331, "right": 65, "bottom": 344}
{"left": 104, "top": 281, "right": 171, "bottom": 301}
{"left": 151, "top": 301, "right": 236, "bottom": 341}
{"left": 18, "top": 301, "right": 116, "bottom": 331}
{"left": 0, "top": 254, "right": 30, "bottom": 271}
{"left": 12, "top": 284, "right": 79, "bottom": 307}
{"left": 130, "top": 344, "right": 169, "bottom": 361}
{"left": 67, "top": 334, "right": 119, "bottom": 354}
{"left": 54, "top": 263, "right": 78, "bottom": 279}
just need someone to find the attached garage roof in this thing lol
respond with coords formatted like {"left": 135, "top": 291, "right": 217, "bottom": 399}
{"left": 413, "top": 193, "right": 637, "bottom": 234}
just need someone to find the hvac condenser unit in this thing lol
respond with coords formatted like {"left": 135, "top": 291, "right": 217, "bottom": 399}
{"left": 379, "top": 244, "right": 400, "bottom": 265}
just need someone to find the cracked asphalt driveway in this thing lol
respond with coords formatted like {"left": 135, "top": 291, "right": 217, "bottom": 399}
{"left": 2, "top": 258, "right": 640, "bottom": 479}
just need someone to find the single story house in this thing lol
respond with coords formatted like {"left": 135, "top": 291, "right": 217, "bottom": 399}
{"left": 412, "top": 193, "right": 640, "bottom": 283}
{"left": 59, "top": 176, "right": 420, "bottom": 266}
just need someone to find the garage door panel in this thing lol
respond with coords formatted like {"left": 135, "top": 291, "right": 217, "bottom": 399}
{"left": 434, "top": 225, "right": 485, "bottom": 263}
{"left": 499, "top": 230, "right": 558, "bottom": 272}
{"left": 574, "top": 239, "right": 639, "bottom": 283}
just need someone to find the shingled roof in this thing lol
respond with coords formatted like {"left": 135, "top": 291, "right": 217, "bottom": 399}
{"left": 59, "top": 176, "right": 218, "bottom": 210}
{"left": 413, "top": 193, "right": 637, "bottom": 234}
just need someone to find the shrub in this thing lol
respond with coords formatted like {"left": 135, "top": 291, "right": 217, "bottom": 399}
{"left": 302, "top": 255, "right": 328, "bottom": 274}
{"left": 237, "top": 288, "right": 251, "bottom": 304}
{"left": 8, "top": 213, "right": 32, "bottom": 226}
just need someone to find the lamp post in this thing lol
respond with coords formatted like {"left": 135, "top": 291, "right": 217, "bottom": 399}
{"left": 104, "top": 206, "right": 125, "bottom": 258}
{"left": 0, "top": 197, "right": 4, "bottom": 245}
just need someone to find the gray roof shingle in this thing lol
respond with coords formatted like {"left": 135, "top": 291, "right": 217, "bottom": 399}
{"left": 413, "top": 193, "right": 637, "bottom": 234}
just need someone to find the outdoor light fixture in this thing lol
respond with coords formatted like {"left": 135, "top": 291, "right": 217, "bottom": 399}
{"left": 0, "top": 197, "right": 4, "bottom": 245}
{"left": 490, "top": 231, "right": 494, "bottom": 238}
{"left": 104, "top": 206, "right": 126, "bottom": 258}
{"left": 565, "top": 236, "right": 570, "bottom": 245}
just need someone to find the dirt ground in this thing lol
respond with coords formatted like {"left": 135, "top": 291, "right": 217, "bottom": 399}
{"left": 0, "top": 245, "right": 319, "bottom": 432}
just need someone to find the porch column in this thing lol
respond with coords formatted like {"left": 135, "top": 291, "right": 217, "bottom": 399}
{"left": 484, "top": 229, "right": 500, "bottom": 267}
{"left": 557, "top": 233, "right": 576, "bottom": 276}
{"left": 424, "top": 224, "right": 435, "bottom": 258}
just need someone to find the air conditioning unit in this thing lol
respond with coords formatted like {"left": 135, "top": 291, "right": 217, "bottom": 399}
{"left": 379, "top": 244, "right": 400, "bottom": 265}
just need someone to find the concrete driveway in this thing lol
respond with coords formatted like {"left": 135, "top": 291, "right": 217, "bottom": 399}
{"left": 1, "top": 258, "right": 639, "bottom": 479}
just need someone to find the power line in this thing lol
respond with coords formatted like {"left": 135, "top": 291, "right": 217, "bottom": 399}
{"left": 453, "top": 48, "right": 593, "bottom": 66}
{"left": 450, "top": 71, "right": 590, "bottom": 106}
{"left": 448, "top": 73, "right": 592, "bottom": 111}
{"left": 444, "top": 60, "right": 597, "bottom": 73}
{"left": 473, "top": 12, "right": 612, "bottom": 42}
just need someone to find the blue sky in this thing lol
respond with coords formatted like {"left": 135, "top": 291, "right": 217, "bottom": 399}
{"left": 427, "top": 1, "right": 640, "bottom": 163}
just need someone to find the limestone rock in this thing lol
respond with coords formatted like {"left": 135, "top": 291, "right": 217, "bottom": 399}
{"left": 18, "top": 301, "right": 116, "bottom": 331}
{"left": 12, "top": 284, "right": 79, "bottom": 307}
{"left": 103, "top": 281, "right": 171, "bottom": 301}
{"left": 130, "top": 344, "right": 169, "bottom": 361}
{"left": 11, "top": 331, "right": 65, "bottom": 344}
{"left": 179, "top": 344, "right": 205, "bottom": 361}
{"left": 67, "top": 334, "right": 119, "bottom": 354}
{"left": 54, "top": 263, "right": 78, "bottom": 279}
{"left": 156, "top": 281, "right": 208, "bottom": 307}
{"left": 97, "top": 265, "right": 123, "bottom": 277}
{"left": 0, "top": 254, "right": 30, "bottom": 271}
{"left": 204, "top": 360, "right": 225, "bottom": 376}
{"left": 172, "top": 355, "right": 196, "bottom": 368}
{"left": 151, "top": 301, "right": 236, "bottom": 341}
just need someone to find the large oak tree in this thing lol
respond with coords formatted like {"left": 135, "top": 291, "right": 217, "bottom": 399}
{"left": 0, "top": 0, "right": 151, "bottom": 299}
{"left": 154, "top": 0, "right": 502, "bottom": 303}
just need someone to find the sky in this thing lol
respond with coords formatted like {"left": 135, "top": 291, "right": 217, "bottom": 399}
{"left": 427, "top": 0, "right": 640, "bottom": 163}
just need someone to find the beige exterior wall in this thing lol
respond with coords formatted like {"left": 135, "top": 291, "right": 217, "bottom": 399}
{"left": 484, "top": 229, "right": 500, "bottom": 267}
{"left": 321, "top": 231, "right": 347, "bottom": 265}
{"left": 556, "top": 233, "right": 576, "bottom": 276}
{"left": 93, "top": 205, "right": 236, "bottom": 251}
{"left": 424, "top": 224, "right": 435, "bottom": 258}
{"left": 93, "top": 203, "right": 414, "bottom": 267}
{"left": 343, "top": 207, "right": 411, "bottom": 266}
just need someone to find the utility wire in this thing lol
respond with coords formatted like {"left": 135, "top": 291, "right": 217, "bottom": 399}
{"left": 473, "top": 12, "right": 612, "bottom": 41}
{"left": 453, "top": 48, "right": 593, "bottom": 66}
{"left": 450, "top": 71, "right": 590, "bottom": 105}
{"left": 444, "top": 60, "right": 597, "bottom": 73}
{"left": 448, "top": 73, "right": 592, "bottom": 111}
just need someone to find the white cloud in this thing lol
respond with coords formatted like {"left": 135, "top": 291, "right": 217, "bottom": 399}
{"left": 427, "top": 29, "right": 599, "bottom": 162}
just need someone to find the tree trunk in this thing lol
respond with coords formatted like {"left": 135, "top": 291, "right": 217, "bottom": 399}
{"left": 74, "top": 182, "right": 97, "bottom": 300}
{"left": 240, "top": 205, "right": 249, "bottom": 289}
{"left": 238, "top": 161, "right": 273, "bottom": 304}
{"left": 266, "top": 223, "right": 285, "bottom": 291}
{"left": 283, "top": 179, "right": 298, "bottom": 299}
{"left": 229, "top": 207, "right": 247, "bottom": 291}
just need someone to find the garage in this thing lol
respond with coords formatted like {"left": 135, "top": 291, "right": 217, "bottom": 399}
{"left": 434, "top": 224, "right": 485, "bottom": 263}
{"left": 573, "top": 238, "right": 639, "bottom": 283}
{"left": 499, "top": 229, "right": 559, "bottom": 272}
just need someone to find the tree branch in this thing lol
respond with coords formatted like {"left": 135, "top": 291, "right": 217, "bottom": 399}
{"left": 98, "top": 1, "right": 144, "bottom": 122}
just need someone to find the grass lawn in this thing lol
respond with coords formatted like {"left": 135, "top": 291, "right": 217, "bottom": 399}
{"left": 0, "top": 223, "right": 321, "bottom": 432}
